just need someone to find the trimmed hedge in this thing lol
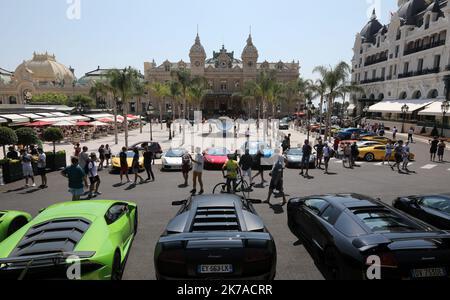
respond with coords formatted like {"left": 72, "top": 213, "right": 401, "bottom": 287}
{"left": 0, "top": 151, "right": 66, "bottom": 184}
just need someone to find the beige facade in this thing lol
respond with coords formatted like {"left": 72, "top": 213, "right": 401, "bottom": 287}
{"left": 144, "top": 34, "right": 300, "bottom": 116}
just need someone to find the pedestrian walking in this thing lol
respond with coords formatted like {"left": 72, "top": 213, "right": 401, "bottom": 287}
{"left": 74, "top": 143, "right": 81, "bottom": 157}
{"left": 438, "top": 139, "right": 446, "bottom": 162}
{"left": 181, "top": 150, "right": 191, "bottom": 187}
{"left": 98, "top": 145, "right": 105, "bottom": 171}
{"left": 239, "top": 149, "right": 253, "bottom": 187}
{"left": 350, "top": 142, "right": 359, "bottom": 168}
{"left": 37, "top": 148, "right": 47, "bottom": 189}
{"left": 343, "top": 143, "right": 351, "bottom": 168}
{"left": 252, "top": 149, "right": 266, "bottom": 185}
{"left": 429, "top": 136, "right": 439, "bottom": 162}
{"left": 383, "top": 141, "right": 393, "bottom": 166}
{"left": 392, "top": 127, "right": 398, "bottom": 141}
{"left": 323, "top": 143, "right": 332, "bottom": 174}
{"left": 408, "top": 127, "right": 414, "bottom": 143}
{"left": 78, "top": 146, "right": 89, "bottom": 191}
{"left": 314, "top": 140, "right": 324, "bottom": 169}
{"left": 61, "top": 156, "right": 87, "bottom": 201}
{"left": 300, "top": 140, "right": 312, "bottom": 177}
{"left": 264, "top": 154, "right": 287, "bottom": 206}
{"left": 190, "top": 147, "right": 204, "bottom": 195}
{"left": 143, "top": 144, "right": 155, "bottom": 182}
{"left": 87, "top": 153, "right": 101, "bottom": 198}
{"left": 402, "top": 142, "right": 411, "bottom": 172}
{"left": 19, "top": 149, "right": 35, "bottom": 188}
{"left": 131, "top": 148, "right": 144, "bottom": 185}
{"left": 391, "top": 141, "right": 404, "bottom": 173}
{"left": 119, "top": 147, "right": 130, "bottom": 184}
{"left": 104, "top": 144, "right": 112, "bottom": 168}
{"left": 281, "top": 136, "right": 289, "bottom": 153}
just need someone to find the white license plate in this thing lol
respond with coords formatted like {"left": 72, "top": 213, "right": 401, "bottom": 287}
{"left": 412, "top": 267, "right": 446, "bottom": 278}
{"left": 198, "top": 264, "right": 233, "bottom": 274}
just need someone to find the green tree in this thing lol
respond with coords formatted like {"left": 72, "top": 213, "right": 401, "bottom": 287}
{"left": 171, "top": 69, "right": 192, "bottom": 119}
{"left": 15, "top": 127, "right": 39, "bottom": 149}
{"left": 168, "top": 80, "right": 181, "bottom": 121}
{"left": 0, "top": 127, "right": 18, "bottom": 157}
{"left": 107, "top": 67, "right": 141, "bottom": 148}
{"left": 30, "top": 93, "right": 68, "bottom": 105}
{"left": 280, "top": 80, "right": 300, "bottom": 115}
{"left": 132, "top": 80, "right": 146, "bottom": 133}
{"left": 89, "top": 81, "right": 109, "bottom": 109}
{"left": 43, "top": 127, "right": 64, "bottom": 154}
{"left": 255, "top": 70, "right": 277, "bottom": 119}
{"left": 148, "top": 82, "right": 169, "bottom": 129}
{"left": 68, "top": 94, "right": 95, "bottom": 111}
{"left": 187, "top": 81, "right": 209, "bottom": 111}
{"left": 233, "top": 80, "right": 260, "bottom": 118}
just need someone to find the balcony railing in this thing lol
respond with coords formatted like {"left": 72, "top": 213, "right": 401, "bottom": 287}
{"left": 360, "top": 77, "right": 385, "bottom": 84}
{"left": 403, "top": 40, "right": 446, "bottom": 56}
{"left": 398, "top": 67, "right": 441, "bottom": 79}
{"left": 364, "top": 56, "right": 388, "bottom": 67}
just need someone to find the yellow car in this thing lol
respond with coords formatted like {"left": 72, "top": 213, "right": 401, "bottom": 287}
{"left": 360, "top": 136, "right": 393, "bottom": 144}
{"left": 111, "top": 151, "right": 144, "bottom": 171}
{"left": 358, "top": 145, "right": 415, "bottom": 162}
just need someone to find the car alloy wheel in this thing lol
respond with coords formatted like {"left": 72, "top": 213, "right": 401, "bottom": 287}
{"left": 364, "top": 153, "right": 375, "bottom": 162}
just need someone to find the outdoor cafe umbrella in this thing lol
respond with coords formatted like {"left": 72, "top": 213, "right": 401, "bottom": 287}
{"left": 76, "top": 121, "right": 93, "bottom": 126}
{"left": 98, "top": 118, "right": 114, "bottom": 123}
{"left": 90, "top": 121, "right": 109, "bottom": 126}
{"left": 26, "top": 121, "right": 52, "bottom": 127}
{"left": 52, "top": 120, "right": 76, "bottom": 127}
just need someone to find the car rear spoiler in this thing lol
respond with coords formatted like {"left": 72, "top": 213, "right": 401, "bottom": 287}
{"left": 159, "top": 232, "right": 272, "bottom": 244}
{"left": 0, "top": 251, "right": 95, "bottom": 265}
{"left": 353, "top": 232, "right": 450, "bottom": 252}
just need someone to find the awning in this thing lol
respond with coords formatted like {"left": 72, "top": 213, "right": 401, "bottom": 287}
{"left": 37, "top": 113, "right": 56, "bottom": 118}
{"left": 84, "top": 113, "right": 114, "bottom": 120}
{"left": 347, "top": 104, "right": 356, "bottom": 111}
{"left": 51, "top": 112, "right": 69, "bottom": 117}
{"left": 0, "top": 114, "right": 30, "bottom": 123}
{"left": 20, "top": 113, "right": 45, "bottom": 120}
{"left": 0, "top": 117, "right": 7, "bottom": 123}
{"left": 418, "top": 101, "right": 445, "bottom": 116}
{"left": 35, "top": 116, "right": 90, "bottom": 123}
{"left": 368, "top": 99, "right": 434, "bottom": 114}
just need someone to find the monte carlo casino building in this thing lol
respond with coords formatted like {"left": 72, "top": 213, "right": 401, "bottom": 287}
{"left": 144, "top": 34, "right": 300, "bottom": 117}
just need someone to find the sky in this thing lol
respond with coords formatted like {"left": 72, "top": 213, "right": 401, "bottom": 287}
{"left": 0, "top": 0, "right": 399, "bottom": 80}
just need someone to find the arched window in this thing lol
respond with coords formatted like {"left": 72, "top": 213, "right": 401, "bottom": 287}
{"left": 424, "top": 15, "right": 430, "bottom": 29}
{"left": 427, "top": 89, "right": 439, "bottom": 99}
{"left": 378, "top": 93, "right": 385, "bottom": 101}
{"left": 369, "top": 94, "right": 375, "bottom": 100}
{"left": 399, "top": 92, "right": 407, "bottom": 99}
{"left": 8, "top": 96, "right": 17, "bottom": 104}
{"left": 412, "top": 90, "right": 422, "bottom": 99}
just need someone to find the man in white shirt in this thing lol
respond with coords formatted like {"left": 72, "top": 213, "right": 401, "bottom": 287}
{"left": 190, "top": 147, "right": 204, "bottom": 195}
{"left": 37, "top": 148, "right": 47, "bottom": 188}
{"left": 20, "top": 149, "right": 35, "bottom": 187}
{"left": 408, "top": 128, "right": 414, "bottom": 143}
{"left": 87, "top": 152, "right": 101, "bottom": 198}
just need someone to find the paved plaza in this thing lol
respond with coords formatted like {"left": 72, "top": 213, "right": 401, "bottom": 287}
{"left": 1, "top": 123, "right": 449, "bottom": 280}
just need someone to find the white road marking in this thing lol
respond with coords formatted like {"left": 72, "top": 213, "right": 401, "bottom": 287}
{"left": 421, "top": 164, "right": 437, "bottom": 170}
{"left": 374, "top": 162, "right": 384, "bottom": 166}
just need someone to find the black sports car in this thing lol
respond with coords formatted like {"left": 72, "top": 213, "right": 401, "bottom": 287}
{"left": 393, "top": 195, "right": 450, "bottom": 230}
{"left": 287, "top": 194, "right": 450, "bottom": 280}
{"left": 154, "top": 194, "right": 277, "bottom": 280}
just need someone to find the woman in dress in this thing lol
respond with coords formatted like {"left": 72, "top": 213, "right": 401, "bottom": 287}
{"left": 132, "top": 148, "right": 144, "bottom": 185}
{"left": 104, "top": 144, "right": 112, "bottom": 167}
{"left": 437, "top": 139, "right": 446, "bottom": 162}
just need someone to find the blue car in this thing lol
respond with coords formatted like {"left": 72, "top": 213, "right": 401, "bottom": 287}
{"left": 241, "top": 141, "right": 274, "bottom": 158}
{"left": 335, "top": 128, "right": 368, "bottom": 140}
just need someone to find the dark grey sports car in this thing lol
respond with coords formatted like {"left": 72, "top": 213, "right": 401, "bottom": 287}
{"left": 283, "top": 148, "right": 316, "bottom": 168}
{"left": 288, "top": 194, "right": 450, "bottom": 280}
{"left": 393, "top": 195, "right": 450, "bottom": 230}
{"left": 154, "top": 194, "right": 277, "bottom": 280}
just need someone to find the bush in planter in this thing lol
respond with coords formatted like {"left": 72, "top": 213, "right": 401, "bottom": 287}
{"left": 0, "top": 159, "right": 23, "bottom": 184}
{"left": 43, "top": 127, "right": 64, "bottom": 154}
{"left": 45, "top": 150, "right": 67, "bottom": 171}
{"left": 0, "top": 127, "right": 18, "bottom": 157}
{"left": 15, "top": 127, "right": 39, "bottom": 148}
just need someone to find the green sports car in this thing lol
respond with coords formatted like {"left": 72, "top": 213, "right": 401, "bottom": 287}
{"left": 0, "top": 200, "right": 138, "bottom": 280}
{"left": 0, "top": 211, "right": 32, "bottom": 243}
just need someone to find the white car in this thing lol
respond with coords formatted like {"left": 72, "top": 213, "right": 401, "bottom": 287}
{"left": 161, "top": 148, "right": 191, "bottom": 171}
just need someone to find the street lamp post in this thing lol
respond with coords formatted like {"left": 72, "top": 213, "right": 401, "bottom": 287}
{"left": 401, "top": 104, "right": 409, "bottom": 134}
{"left": 306, "top": 100, "right": 314, "bottom": 141}
{"left": 167, "top": 104, "right": 173, "bottom": 140}
{"left": 256, "top": 104, "right": 260, "bottom": 130}
{"left": 441, "top": 100, "right": 449, "bottom": 138}
{"left": 147, "top": 103, "right": 155, "bottom": 141}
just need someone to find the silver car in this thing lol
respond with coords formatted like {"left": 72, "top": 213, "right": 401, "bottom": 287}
{"left": 283, "top": 148, "right": 316, "bottom": 169}
{"left": 161, "top": 148, "right": 191, "bottom": 171}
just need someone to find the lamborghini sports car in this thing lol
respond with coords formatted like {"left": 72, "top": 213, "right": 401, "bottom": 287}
{"left": 0, "top": 200, "right": 138, "bottom": 280}
{"left": 0, "top": 211, "right": 32, "bottom": 243}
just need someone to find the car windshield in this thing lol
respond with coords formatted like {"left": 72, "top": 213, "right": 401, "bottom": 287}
{"left": 287, "top": 149, "right": 303, "bottom": 156}
{"left": 165, "top": 149, "right": 185, "bottom": 157}
{"left": 354, "top": 209, "right": 421, "bottom": 233}
{"left": 207, "top": 148, "right": 230, "bottom": 156}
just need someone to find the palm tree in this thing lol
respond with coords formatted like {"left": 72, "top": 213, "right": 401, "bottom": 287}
{"left": 188, "top": 82, "right": 209, "bottom": 111}
{"left": 148, "top": 82, "right": 169, "bottom": 129}
{"left": 280, "top": 80, "right": 300, "bottom": 116}
{"left": 107, "top": 67, "right": 141, "bottom": 148}
{"left": 255, "top": 70, "right": 277, "bottom": 120}
{"left": 311, "top": 79, "right": 327, "bottom": 125}
{"left": 268, "top": 82, "right": 285, "bottom": 117}
{"left": 168, "top": 80, "right": 181, "bottom": 121}
{"left": 89, "top": 81, "right": 108, "bottom": 109}
{"left": 171, "top": 69, "right": 192, "bottom": 119}
{"left": 132, "top": 80, "right": 146, "bottom": 134}
{"left": 233, "top": 80, "right": 259, "bottom": 119}
{"left": 313, "top": 62, "right": 360, "bottom": 140}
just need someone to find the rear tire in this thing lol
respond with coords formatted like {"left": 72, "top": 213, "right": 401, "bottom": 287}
{"left": 133, "top": 209, "right": 138, "bottom": 236}
{"left": 7, "top": 217, "right": 28, "bottom": 237}
{"left": 324, "top": 247, "right": 344, "bottom": 280}
{"left": 213, "top": 183, "right": 227, "bottom": 194}
{"left": 364, "top": 153, "right": 375, "bottom": 162}
{"left": 111, "top": 251, "right": 123, "bottom": 280}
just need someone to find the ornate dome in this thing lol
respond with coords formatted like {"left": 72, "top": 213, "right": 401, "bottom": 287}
{"left": 397, "top": 0, "right": 429, "bottom": 25}
{"left": 360, "top": 9, "right": 383, "bottom": 43}
{"left": 241, "top": 34, "right": 259, "bottom": 59}
{"left": 189, "top": 34, "right": 206, "bottom": 58}
{"left": 14, "top": 52, "right": 76, "bottom": 84}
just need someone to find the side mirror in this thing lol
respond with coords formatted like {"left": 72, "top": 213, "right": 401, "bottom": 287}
{"left": 172, "top": 200, "right": 187, "bottom": 206}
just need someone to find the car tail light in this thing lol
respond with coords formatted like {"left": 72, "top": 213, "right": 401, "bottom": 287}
{"left": 245, "top": 249, "right": 271, "bottom": 263}
{"left": 158, "top": 249, "right": 186, "bottom": 264}
{"left": 366, "top": 252, "right": 398, "bottom": 268}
